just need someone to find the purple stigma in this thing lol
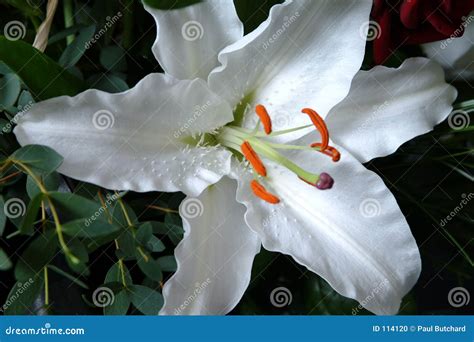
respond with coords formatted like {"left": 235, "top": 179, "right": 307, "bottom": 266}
{"left": 316, "top": 172, "right": 334, "bottom": 190}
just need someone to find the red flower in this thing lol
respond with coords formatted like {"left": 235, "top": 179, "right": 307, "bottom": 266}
{"left": 371, "top": 0, "right": 474, "bottom": 64}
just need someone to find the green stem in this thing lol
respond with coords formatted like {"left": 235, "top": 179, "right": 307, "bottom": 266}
{"left": 44, "top": 266, "right": 49, "bottom": 306}
{"left": 116, "top": 195, "right": 149, "bottom": 262}
{"left": 99, "top": 192, "right": 129, "bottom": 289}
{"left": 10, "top": 159, "right": 79, "bottom": 264}
{"left": 63, "top": 0, "right": 75, "bottom": 45}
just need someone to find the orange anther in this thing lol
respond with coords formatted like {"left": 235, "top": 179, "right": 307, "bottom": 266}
{"left": 241, "top": 141, "right": 267, "bottom": 177}
{"left": 255, "top": 104, "right": 272, "bottom": 134}
{"left": 302, "top": 108, "right": 329, "bottom": 151}
{"left": 311, "top": 143, "right": 341, "bottom": 162}
{"left": 250, "top": 180, "right": 280, "bottom": 204}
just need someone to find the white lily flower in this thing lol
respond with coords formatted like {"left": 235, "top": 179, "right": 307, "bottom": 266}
{"left": 14, "top": 0, "right": 457, "bottom": 315}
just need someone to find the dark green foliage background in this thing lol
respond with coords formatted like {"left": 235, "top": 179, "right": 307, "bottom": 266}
{"left": 0, "top": 0, "right": 472, "bottom": 315}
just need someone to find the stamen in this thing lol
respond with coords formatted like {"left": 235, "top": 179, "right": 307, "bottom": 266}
{"left": 311, "top": 143, "right": 341, "bottom": 162}
{"left": 301, "top": 108, "right": 329, "bottom": 151}
{"left": 255, "top": 104, "right": 272, "bottom": 134}
{"left": 250, "top": 180, "right": 280, "bottom": 204}
{"left": 241, "top": 141, "right": 267, "bottom": 177}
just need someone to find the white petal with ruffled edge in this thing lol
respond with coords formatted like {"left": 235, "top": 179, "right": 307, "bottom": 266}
{"left": 161, "top": 177, "right": 260, "bottom": 315}
{"left": 14, "top": 73, "right": 233, "bottom": 197}
{"left": 144, "top": 1, "right": 243, "bottom": 80}
{"left": 230, "top": 146, "right": 421, "bottom": 315}
{"left": 209, "top": 0, "right": 372, "bottom": 141}
{"left": 325, "top": 58, "right": 457, "bottom": 163}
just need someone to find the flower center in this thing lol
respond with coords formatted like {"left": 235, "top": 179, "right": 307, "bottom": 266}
{"left": 216, "top": 104, "right": 340, "bottom": 204}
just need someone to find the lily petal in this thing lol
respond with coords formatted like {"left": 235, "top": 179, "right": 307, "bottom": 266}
{"left": 161, "top": 177, "right": 260, "bottom": 315}
{"left": 325, "top": 57, "right": 457, "bottom": 163}
{"left": 231, "top": 146, "right": 421, "bottom": 315}
{"left": 144, "top": 1, "right": 243, "bottom": 80}
{"left": 209, "top": 0, "right": 372, "bottom": 141}
{"left": 423, "top": 18, "right": 474, "bottom": 80}
{"left": 14, "top": 73, "right": 233, "bottom": 197}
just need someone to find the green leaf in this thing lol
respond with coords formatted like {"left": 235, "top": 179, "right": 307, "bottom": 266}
{"left": 17, "top": 90, "right": 34, "bottom": 108}
{"left": 111, "top": 201, "right": 138, "bottom": 227}
{"left": 62, "top": 218, "right": 120, "bottom": 238}
{"left": 137, "top": 255, "right": 162, "bottom": 282}
{"left": 14, "top": 229, "right": 57, "bottom": 281}
{"left": 0, "top": 248, "right": 12, "bottom": 270}
{"left": 157, "top": 255, "right": 177, "bottom": 272}
{"left": 66, "top": 239, "right": 90, "bottom": 275}
{"left": 115, "top": 229, "right": 137, "bottom": 260}
{"left": 0, "top": 73, "right": 21, "bottom": 108}
{"left": 149, "top": 220, "right": 183, "bottom": 245}
{"left": 105, "top": 262, "right": 133, "bottom": 286}
{"left": 10, "top": 145, "right": 63, "bottom": 175}
{"left": 88, "top": 73, "right": 129, "bottom": 93}
{"left": 143, "top": 0, "right": 201, "bottom": 10}
{"left": 100, "top": 46, "right": 127, "bottom": 72}
{"left": 19, "top": 192, "right": 44, "bottom": 235}
{"left": 26, "top": 172, "right": 60, "bottom": 198}
{"left": 0, "top": 36, "right": 86, "bottom": 100}
{"left": 48, "top": 24, "right": 86, "bottom": 45}
{"left": 48, "top": 192, "right": 105, "bottom": 222}
{"left": 4, "top": 277, "right": 44, "bottom": 315}
{"left": 146, "top": 235, "right": 165, "bottom": 253}
{"left": 104, "top": 290, "right": 130, "bottom": 315}
{"left": 129, "top": 285, "right": 163, "bottom": 315}
{"left": 137, "top": 222, "right": 165, "bottom": 253}
{"left": 0, "top": 118, "right": 12, "bottom": 134}
{"left": 59, "top": 25, "right": 96, "bottom": 68}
